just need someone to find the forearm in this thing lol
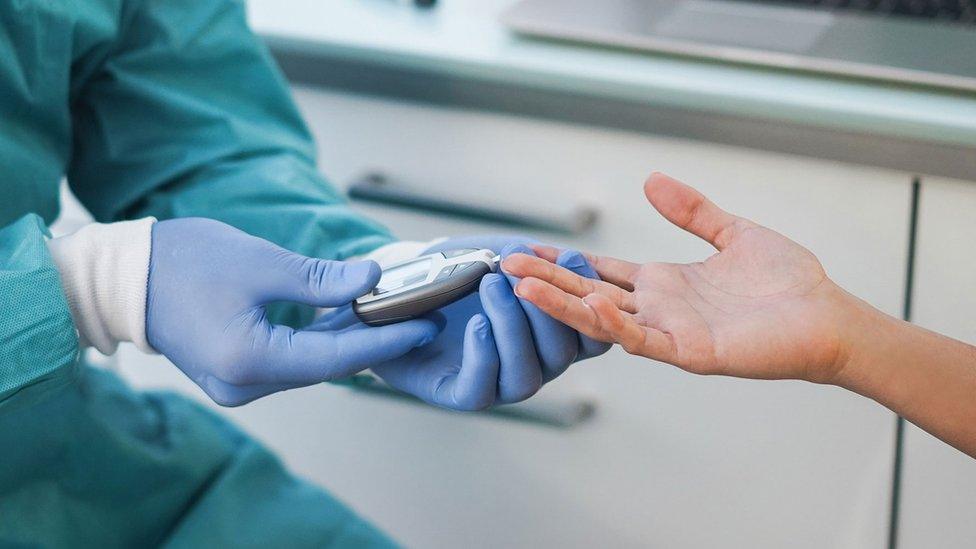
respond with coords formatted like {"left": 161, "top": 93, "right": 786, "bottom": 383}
{"left": 0, "top": 215, "right": 79, "bottom": 402}
{"left": 125, "top": 153, "right": 394, "bottom": 261}
{"left": 835, "top": 293, "right": 976, "bottom": 458}
{"left": 68, "top": 0, "right": 395, "bottom": 261}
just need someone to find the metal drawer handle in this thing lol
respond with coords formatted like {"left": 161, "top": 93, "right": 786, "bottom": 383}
{"left": 348, "top": 172, "right": 599, "bottom": 235}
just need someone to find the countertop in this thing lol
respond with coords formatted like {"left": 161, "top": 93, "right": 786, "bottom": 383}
{"left": 248, "top": 0, "right": 976, "bottom": 179}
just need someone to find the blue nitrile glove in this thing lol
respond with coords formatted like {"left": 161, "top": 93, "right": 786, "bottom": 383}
{"left": 146, "top": 218, "right": 441, "bottom": 406}
{"left": 370, "top": 236, "right": 612, "bottom": 411}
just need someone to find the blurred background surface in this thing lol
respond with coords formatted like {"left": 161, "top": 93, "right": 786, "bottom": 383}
{"left": 54, "top": 1, "right": 976, "bottom": 547}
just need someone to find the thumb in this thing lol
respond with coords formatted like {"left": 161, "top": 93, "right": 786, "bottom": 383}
{"left": 261, "top": 252, "right": 382, "bottom": 307}
{"left": 643, "top": 172, "right": 747, "bottom": 251}
{"left": 250, "top": 318, "right": 441, "bottom": 384}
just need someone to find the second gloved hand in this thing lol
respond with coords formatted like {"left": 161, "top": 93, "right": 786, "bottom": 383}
{"left": 370, "top": 235, "right": 612, "bottom": 411}
{"left": 146, "top": 218, "right": 441, "bottom": 406}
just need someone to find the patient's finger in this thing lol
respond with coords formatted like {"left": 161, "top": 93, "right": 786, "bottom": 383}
{"left": 582, "top": 294, "right": 676, "bottom": 363}
{"left": 529, "top": 244, "right": 564, "bottom": 263}
{"left": 530, "top": 244, "right": 639, "bottom": 290}
{"left": 555, "top": 249, "right": 613, "bottom": 360}
{"left": 514, "top": 277, "right": 615, "bottom": 344}
{"left": 503, "top": 254, "right": 636, "bottom": 313}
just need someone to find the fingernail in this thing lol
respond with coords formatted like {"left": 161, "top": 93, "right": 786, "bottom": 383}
{"left": 513, "top": 281, "right": 526, "bottom": 298}
{"left": 501, "top": 257, "right": 525, "bottom": 276}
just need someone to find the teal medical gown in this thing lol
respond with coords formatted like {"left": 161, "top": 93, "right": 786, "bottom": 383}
{"left": 1, "top": 0, "right": 399, "bottom": 546}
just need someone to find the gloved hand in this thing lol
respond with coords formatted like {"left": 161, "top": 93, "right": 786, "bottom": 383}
{"left": 370, "top": 235, "right": 612, "bottom": 411}
{"left": 146, "top": 218, "right": 441, "bottom": 406}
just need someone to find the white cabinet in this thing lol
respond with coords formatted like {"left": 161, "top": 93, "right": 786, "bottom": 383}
{"left": 118, "top": 87, "right": 911, "bottom": 548}
{"left": 899, "top": 176, "right": 976, "bottom": 549}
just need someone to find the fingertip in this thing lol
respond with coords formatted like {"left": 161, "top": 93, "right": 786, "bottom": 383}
{"left": 644, "top": 171, "right": 679, "bottom": 202}
{"left": 645, "top": 171, "right": 670, "bottom": 186}
{"left": 417, "top": 321, "right": 441, "bottom": 347}
{"left": 361, "top": 260, "right": 383, "bottom": 287}
{"left": 307, "top": 305, "right": 359, "bottom": 332}
{"left": 480, "top": 273, "right": 520, "bottom": 319}
{"left": 529, "top": 243, "right": 561, "bottom": 262}
{"left": 290, "top": 259, "right": 373, "bottom": 308}
{"left": 513, "top": 277, "right": 541, "bottom": 300}
{"left": 556, "top": 249, "right": 588, "bottom": 271}
{"left": 645, "top": 171, "right": 703, "bottom": 213}
{"left": 421, "top": 310, "right": 448, "bottom": 333}
{"left": 479, "top": 272, "right": 509, "bottom": 293}
{"left": 465, "top": 313, "right": 493, "bottom": 343}
{"left": 500, "top": 242, "right": 535, "bottom": 259}
{"left": 444, "top": 314, "right": 497, "bottom": 411}
{"left": 342, "top": 259, "right": 379, "bottom": 280}
{"left": 500, "top": 253, "right": 534, "bottom": 277}
{"left": 499, "top": 255, "right": 517, "bottom": 274}
{"left": 387, "top": 318, "right": 440, "bottom": 348}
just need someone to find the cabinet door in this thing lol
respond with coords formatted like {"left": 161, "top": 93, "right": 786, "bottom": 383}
{"left": 118, "top": 87, "right": 910, "bottom": 548}
{"left": 899, "top": 176, "right": 976, "bottom": 549}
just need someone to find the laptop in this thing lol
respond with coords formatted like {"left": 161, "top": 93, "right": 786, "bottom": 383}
{"left": 502, "top": 0, "right": 976, "bottom": 92}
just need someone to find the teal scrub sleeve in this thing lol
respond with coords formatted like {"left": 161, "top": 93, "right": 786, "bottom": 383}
{"left": 66, "top": 0, "right": 393, "bottom": 263}
{"left": 0, "top": 361, "right": 399, "bottom": 548}
{"left": 0, "top": 215, "right": 78, "bottom": 402}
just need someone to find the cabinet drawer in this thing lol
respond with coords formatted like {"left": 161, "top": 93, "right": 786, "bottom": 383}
{"left": 120, "top": 87, "right": 911, "bottom": 549}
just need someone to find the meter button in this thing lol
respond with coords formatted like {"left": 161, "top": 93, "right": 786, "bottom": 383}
{"left": 444, "top": 248, "right": 477, "bottom": 258}
{"left": 434, "top": 265, "right": 457, "bottom": 281}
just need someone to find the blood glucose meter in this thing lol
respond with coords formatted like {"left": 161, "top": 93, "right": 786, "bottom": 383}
{"left": 353, "top": 248, "right": 499, "bottom": 326}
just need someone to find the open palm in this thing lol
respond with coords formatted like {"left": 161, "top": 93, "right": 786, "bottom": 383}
{"left": 503, "top": 173, "right": 853, "bottom": 384}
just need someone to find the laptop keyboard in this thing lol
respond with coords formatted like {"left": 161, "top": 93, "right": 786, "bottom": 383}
{"left": 760, "top": 0, "right": 976, "bottom": 24}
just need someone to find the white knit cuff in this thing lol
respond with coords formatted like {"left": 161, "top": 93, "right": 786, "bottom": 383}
{"left": 47, "top": 218, "right": 156, "bottom": 355}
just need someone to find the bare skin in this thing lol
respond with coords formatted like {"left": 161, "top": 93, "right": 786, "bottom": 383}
{"left": 503, "top": 173, "right": 976, "bottom": 458}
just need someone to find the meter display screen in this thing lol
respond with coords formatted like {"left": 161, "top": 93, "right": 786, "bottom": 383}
{"left": 374, "top": 258, "right": 432, "bottom": 295}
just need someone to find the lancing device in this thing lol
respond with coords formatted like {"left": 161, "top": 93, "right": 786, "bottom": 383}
{"left": 354, "top": 248, "right": 500, "bottom": 326}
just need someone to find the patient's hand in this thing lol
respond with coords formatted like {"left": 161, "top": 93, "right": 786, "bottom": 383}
{"left": 502, "top": 173, "right": 857, "bottom": 385}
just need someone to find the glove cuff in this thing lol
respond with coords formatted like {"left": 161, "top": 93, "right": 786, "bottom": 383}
{"left": 47, "top": 218, "right": 156, "bottom": 355}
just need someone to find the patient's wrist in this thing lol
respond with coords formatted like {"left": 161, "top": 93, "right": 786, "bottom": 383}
{"left": 828, "top": 290, "right": 904, "bottom": 400}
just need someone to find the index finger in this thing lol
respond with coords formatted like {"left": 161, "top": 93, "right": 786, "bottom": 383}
{"left": 246, "top": 319, "right": 440, "bottom": 385}
{"left": 515, "top": 278, "right": 676, "bottom": 365}
{"left": 530, "top": 244, "right": 639, "bottom": 290}
{"left": 502, "top": 253, "right": 637, "bottom": 313}
{"left": 513, "top": 277, "right": 615, "bottom": 344}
